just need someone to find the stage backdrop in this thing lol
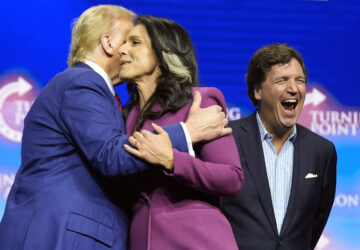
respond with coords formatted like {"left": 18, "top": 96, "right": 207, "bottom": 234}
{"left": 0, "top": 0, "right": 359, "bottom": 249}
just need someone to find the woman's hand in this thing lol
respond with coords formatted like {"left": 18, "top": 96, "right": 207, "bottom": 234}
{"left": 124, "top": 123, "right": 174, "bottom": 171}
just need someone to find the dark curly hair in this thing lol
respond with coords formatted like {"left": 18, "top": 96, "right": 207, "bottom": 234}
{"left": 123, "top": 15, "right": 199, "bottom": 131}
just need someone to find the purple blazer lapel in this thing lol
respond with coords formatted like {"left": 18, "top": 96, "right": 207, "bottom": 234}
{"left": 126, "top": 105, "right": 140, "bottom": 135}
{"left": 144, "top": 103, "right": 188, "bottom": 130}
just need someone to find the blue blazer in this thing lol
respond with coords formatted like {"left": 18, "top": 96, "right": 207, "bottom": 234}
{"left": 0, "top": 63, "right": 187, "bottom": 250}
{"left": 223, "top": 112, "right": 337, "bottom": 250}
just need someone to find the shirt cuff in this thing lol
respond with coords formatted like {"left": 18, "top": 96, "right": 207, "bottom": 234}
{"left": 180, "top": 122, "right": 195, "bottom": 158}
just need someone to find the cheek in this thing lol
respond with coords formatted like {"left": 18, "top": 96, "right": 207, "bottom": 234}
{"left": 300, "top": 85, "right": 306, "bottom": 97}
{"left": 149, "top": 56, "right": 158, "bottom": 68}
{"left": 135, "top": 50, "right": 149, "bottom": 63}
{"left": 142, "top": 53, "right": 157, "bottom": 69}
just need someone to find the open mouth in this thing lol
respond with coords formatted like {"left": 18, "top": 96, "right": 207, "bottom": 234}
{"left": 281, "top": 99, "right": 298, "bottom": 111}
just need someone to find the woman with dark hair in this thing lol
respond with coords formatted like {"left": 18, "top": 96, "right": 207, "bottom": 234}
{"left": 119, "top": 15, "right": 243, "bottom": 250}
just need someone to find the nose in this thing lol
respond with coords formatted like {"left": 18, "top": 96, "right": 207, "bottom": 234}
{"left": 119, "top": 42, "right": 128, "bottom": 56}
{"left": 286, "top": 79, "right": 298, "bottom": 95}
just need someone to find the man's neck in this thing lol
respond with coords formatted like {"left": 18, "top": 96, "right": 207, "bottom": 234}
{"left": 257, "top": 111, "right": 294, "bottom": 154}
{"left": 84, "top": 59, "right": 115, "bottom": 96}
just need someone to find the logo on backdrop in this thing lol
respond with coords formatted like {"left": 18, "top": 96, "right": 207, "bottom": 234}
{"left": 299, "top": 84, "right": 360, "bottom": 138}
{"left": 227, "top": 107, "right": 241, "bottom": 120}
{"left": 0, "top": 73, "right": 39, "bottom": 143}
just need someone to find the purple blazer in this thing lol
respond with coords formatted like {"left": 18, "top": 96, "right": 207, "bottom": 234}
{"left": 126, "top": 87, "right": 244, "bottom": 250}
{"left": 0, "top": 63, "right": 188, "bottom": 250}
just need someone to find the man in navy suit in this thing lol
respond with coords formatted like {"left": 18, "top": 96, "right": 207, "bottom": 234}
{"left": 0, "top": 5, "right": 231, "bottom": 249}
{"left": 223, "top": 43, "right": 337, "bottom": 250}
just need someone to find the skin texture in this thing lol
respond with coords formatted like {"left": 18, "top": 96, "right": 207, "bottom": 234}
{"left": 120, "top": 24, "right": 231, "bottom": 167}
{"left": 125, "top": 123, "right": 174, "bottom": 170}
{"left": 255, "top": 58, "right": 306, "bottom": 153}
{"left": 118, "top": 24, "right": 161, "bottom": 106}
{"left": 124, "top": 91, "right": 230, "bottom": 171}
{"left": 89, "top": 18, "right": 134, "bottom": 85}
{"left": 119, "top": 23, "right": 173, "bottom": 169}
{"left": 119, "top": 24, "right": 230, "bottom": 144}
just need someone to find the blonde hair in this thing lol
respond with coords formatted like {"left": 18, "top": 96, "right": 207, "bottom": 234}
{"left": 67, "top": 5, "right": 135, "bottom": 67}
{"left": 162, "top": 52, "right": 192, "bottom": 83}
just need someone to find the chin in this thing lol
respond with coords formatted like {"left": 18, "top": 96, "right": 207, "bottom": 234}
{"left": 284, "top": 124, "right": 296, "bottom": 129}
{"left": 280, "top": 118, "right": 297, "bottom": 128}
{"left": 285, "top": 121, "right": 297, "bottom": 128}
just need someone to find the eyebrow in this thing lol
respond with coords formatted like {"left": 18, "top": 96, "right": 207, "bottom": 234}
{"left": 274, "top": 75, "right": 305, "bottom": 80}
{"left": 295, "top": 76, "right": 306, "bottom": 80}
{"left": 273, "top": 76, "right": 288, "bottom": 81}
{"left": 128, "top": 35, "right": 142, "bottom": 40}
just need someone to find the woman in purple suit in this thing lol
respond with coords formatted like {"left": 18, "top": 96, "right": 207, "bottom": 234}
{"left": 119, "top": 15, "right": 243, "bottom": 250}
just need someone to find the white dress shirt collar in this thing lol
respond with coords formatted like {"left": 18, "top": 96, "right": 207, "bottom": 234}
{"left": 84, "top": 60, "right": 115, "bottom": 96}
{"left": 256, "top": 111, "right": 297, "bottom": 142}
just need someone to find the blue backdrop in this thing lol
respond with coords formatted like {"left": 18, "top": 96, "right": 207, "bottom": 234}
{"left": 0, "top": 1, "right": 359, "bottom": 249}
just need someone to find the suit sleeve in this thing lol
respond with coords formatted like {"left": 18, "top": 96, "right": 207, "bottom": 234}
{"left": 311, "top": 143, "right": 337, "bottom": 248}
{"left": 162, "top": 123, "right": 189, "bottom": 153}
{"left": 165, "top": 88, "right": 244, "bottom": 197}
{"left": 59, "top": 75, "right": 150, "bottom": 177}
{"left": 59, "top": 74, "right": 188, "bottom": 178}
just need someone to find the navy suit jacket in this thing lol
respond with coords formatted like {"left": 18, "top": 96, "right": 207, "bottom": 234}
{"left": 0, "top": 63, "right": 187, "bottom": 250}
{"left": 223, "top": 112, "right": 337, "bottom": 250}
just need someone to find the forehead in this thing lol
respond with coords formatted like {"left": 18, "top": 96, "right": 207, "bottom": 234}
{"left": 111, "top": 18, "right": 133, "bottom": 34}
{"left": 127, "top": 24, "right": 149, "bottom": 38}
{"left": 268, "top": 58, "right": 304, "bottom": 78}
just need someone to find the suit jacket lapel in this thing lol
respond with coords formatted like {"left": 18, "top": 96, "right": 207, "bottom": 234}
{"left": 237, "top": 113, "right": 278, "bottom": 236}
{"left": 72, "top": 62, "right": 117, "bottom": 104}
{"left": 280, "top": 124, "right": 309, "bottom": 236}
{"left": 126, "top": 105, "right": 140, "bottom": 135}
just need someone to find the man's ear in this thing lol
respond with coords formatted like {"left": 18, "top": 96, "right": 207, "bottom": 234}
{"left": 100, "top": 34, "right": 114, "bottom": 56}
{"left": 254, "top": 88, "right": 262, "bottom": 101}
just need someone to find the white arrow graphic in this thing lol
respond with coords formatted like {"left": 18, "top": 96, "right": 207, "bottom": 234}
{"left": 304, "top": 88, "right": 326, "bottom": 107}
{"left": 0, "top": 77, "right": 33, "bottom": 142}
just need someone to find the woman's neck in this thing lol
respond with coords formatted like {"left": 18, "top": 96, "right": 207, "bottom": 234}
{"left": 135, "top": 66, "right": 161, "bottom": 109}
{"left": 136, "top": 79, "right": 157, "bottom": 110}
